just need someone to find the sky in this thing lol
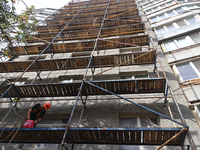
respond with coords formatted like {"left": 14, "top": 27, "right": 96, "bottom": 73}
{"left": 15, "top": 0, "right": 70, "bottom": 14}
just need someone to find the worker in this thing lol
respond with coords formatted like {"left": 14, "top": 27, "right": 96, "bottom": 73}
{"left": 26, "top": 103, "right": 51, "bottom": 124}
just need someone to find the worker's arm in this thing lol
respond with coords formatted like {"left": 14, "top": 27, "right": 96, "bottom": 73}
{"left": 26, "top": 108, "right": 32, "bottom": 120}
{"left": 34, "top": 118, "right": 42, "bottom": 124}
{"left": 34, "top": 110, "right": 45, "bottom": 124}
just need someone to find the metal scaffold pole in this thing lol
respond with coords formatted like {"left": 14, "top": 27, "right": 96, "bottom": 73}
{"left": 59, "top": 0, "right": 111, "bottom": 149}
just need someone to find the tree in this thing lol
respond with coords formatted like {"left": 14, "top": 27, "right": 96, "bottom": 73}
{"left": 0, "top": 0, "right": 37, "bottom": 58}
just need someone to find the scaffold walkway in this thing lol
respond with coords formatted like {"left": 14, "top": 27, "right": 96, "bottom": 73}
{"left": 0, "top": 50, "right": 155, "bottom": 72}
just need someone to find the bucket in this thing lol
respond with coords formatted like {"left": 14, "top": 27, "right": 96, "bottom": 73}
{"left": 23, "top": 120, "right": 34, "bottom": 128}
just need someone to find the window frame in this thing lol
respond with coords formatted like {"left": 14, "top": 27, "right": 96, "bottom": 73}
{"left": 1, "top": 77, "right": 28, "bottom": 85}
{"left": 119, "top": 71, "right": 148, "bottom": 79}
{"left": 174, "top": 60, "right": 200, "bottom": 82}
{"left": 163, "top": 35, "right": 197, "bottom": 52}
{"left": 58, "top": 75, "right": 84, "bottom": 83}
{"left": 28, "top": 55, "right": 47, "bottom": 60}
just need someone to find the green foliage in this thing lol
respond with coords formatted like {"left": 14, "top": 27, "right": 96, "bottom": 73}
{"left": 0, "top": 0, "right": 37, "bottom": 57}
{"left": 13, "top": 97, "right": 19, "bottom": 104}
{"left": 2, "top": 48, "right": 12, "bottom": 58}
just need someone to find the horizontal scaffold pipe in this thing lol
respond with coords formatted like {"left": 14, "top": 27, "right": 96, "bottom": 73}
{"left": 0, "top": 78, "right": 166, "bottom": 98}
{"left": 0, "top": 0, "right": 90, "bottom": 100}
{"left": 29, "top": 23, "right": 145, "bottom": 43}
{"left": 62, "top": 1, "right": 135, "bottom": 11}
{"left": 10, "top": 35, "right": 149, "bottom": 55}
{"left": 46, "top": 10, "right": 139, "bottom": 25}
{"left": 55, "top": 5, "right": 138, "bottom": 18}
{"left": 0, "top": 96, "right": 173, "bottom": 103}
{"left": 0, "top": 50, "right": 155, "bottom": 73}
{"left": 63, "top": 0, "right": 109, "bottom": 9}
{"left": 59, "top": 5, "right": 106, "bottom": 14}
{"left": 84, "top": 80, "right": 187, "bottom": 128}
{"left": 0, "top": 127, "right": 186, "bottom": 145}
{"left": 37, "top": 16, "right": 142, "bottom": 33}
{"left": 59, "top": 2, "right": 138, "bottom": 13}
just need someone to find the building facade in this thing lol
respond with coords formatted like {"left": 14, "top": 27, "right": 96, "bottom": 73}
{"left": 0, "top": 0, "right": 200, "bottom": 149}
{"left": 139, "top": 0, "right": 200, "bottom": 128}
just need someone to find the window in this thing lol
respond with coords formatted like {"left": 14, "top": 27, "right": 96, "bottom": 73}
{"left": 72, "top": 52, "right": 91, "bottom": 57}
{"left": 134, "top": 75, "right": 148, "bottom": 79}
{"left": 120, "top": 47, "right": 142, "bottom": 53}
{"left": 186, "top": 16, "right": 200, "bottom": 24}
{"left": 166, "top": 1, "right": 175, "bottom": 6}
{"left": 155, "top": 27, "right": 167, "bottom": 34}
{"left": 119, "top": 114, "right": 159, "bottom": 150}
{"left": 174, "top": 7, "right": 184, "bottom": 14}
{"left": 93, "top": 74, "right": 119, "bottom": 80}
{"left": 165, "top": 24, "right": 175, "bottom": 31}
{"left": 150, "top": 17, "right": 158, "bottom": 23}
{"left": 152, "top": 7, "right": 159, "bottom": 12}
{"left": 59, "top": 75, "right": 83, "bottom": 83}
{"left": 176, "top": 60, "right": 200, "bottom": 81}
{"left": 120, "top": 71, "right": 148, "bottom": 79}
{"left": 1, "top": 78, "right": 28, "bottom": 85}
{"left": 176, "top": 19, "right": 187, "bottom": 27}
{"left": 143, "top": 4, "right": 148, "bottom": 8}
{"left": 190, "top": 32, "right": 200, "bottom": 44}
{"left": 119, "top": 117, "right": 158, "bottom": 127}
{"left": 176, "top": 37, "right": 191, "bottom": 48}
{"left": 158, "top": 14, "right": 166, "bottom": 20}
{"left": 28, "top": 55, "right": 47, "bottom": 60}
{"left": 164, "top": 41, "right": 178, "bottom": 51}
{"left": 155, "top": 24, "right": 176, "bottom": 34}
{"left": 167, "top": 11, "right": 176, "bottom": 17}
{"left": 163, "top": 34, "right": 198, "bottom": 51}
{"left": 160, "top": 5, "right": 165, "bottom": 9}
{"left": 146, "top": 10, "right": 152, "bottom": 14}
{"left": 185, "top": 5, "right": 198, "bottom": 10}
{"left": 37, "top": 114, "right": 69, "bottom": 127}
{"left": 60, "top": 79, "right": 73, "bottom": 83}
{"left": 192, "top": 59, "right": 200, "bottom": 72}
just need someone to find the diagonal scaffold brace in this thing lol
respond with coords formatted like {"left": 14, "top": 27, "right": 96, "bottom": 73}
{"left": 84, "top": 80, "right": 188, "bottom": 128}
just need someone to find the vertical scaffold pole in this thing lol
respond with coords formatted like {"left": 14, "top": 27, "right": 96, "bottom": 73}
{"left": 164, "top": 85, "right": 169, "bottom": 107}
{"left": 60, "top": 0, "right": 111, "bottom": 149}
{"left": 84, "top": 80, "right": 187, "bottom": 127}
{"left": 32, "top": 63, "right": 42, "bottom": 80}
{"left": 153, "top": 54, "right": 157, "bottom": 73}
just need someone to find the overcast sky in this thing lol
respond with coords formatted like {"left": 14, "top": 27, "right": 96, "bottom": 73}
{"left": 15, "top": 0, "right": 70, "bottom": 14}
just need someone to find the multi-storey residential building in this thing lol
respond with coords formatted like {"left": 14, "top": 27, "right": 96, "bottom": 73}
{"left": 0, "top": 0, "right": 200, "bottom": 149}
{"left": 139, "top": 0, "right": 200, "bottom": 128}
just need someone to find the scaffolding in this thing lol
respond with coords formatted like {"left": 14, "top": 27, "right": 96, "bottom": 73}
{"left": 0, "top": 0, "right": 197, "bottom": 149}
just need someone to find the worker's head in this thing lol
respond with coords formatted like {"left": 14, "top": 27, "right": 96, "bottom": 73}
{"left": 44, "top": 103, "right": 51, "bottom": 110}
